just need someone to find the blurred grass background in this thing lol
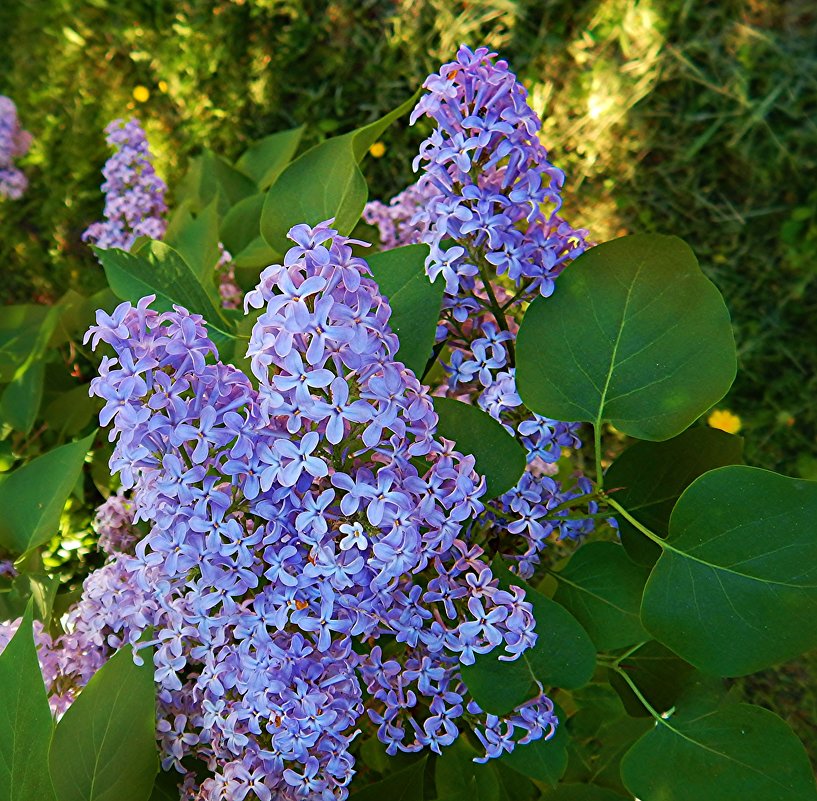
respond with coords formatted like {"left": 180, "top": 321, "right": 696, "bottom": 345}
{"left": 1, "top": 0, "right": 816, "bottom": 760}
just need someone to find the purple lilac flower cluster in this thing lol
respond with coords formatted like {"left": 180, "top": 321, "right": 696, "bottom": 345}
{"left": 94, "top": 489, "right": 141, "bottom": 555}
{"left": 80, "top": 220, "right": 557, "bottom": 799}
{"left": 0, "top": 96, "right": 32, "bottom": 200}
{"left": 362, "top": 46, "right": 597, "bottom": 576}
{"left": 82, "top": 119, "right": 167, "bottom": 250}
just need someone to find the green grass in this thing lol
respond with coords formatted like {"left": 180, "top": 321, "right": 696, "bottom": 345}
{"left": 2, "top": 0, "right": 816, "bottom": 763}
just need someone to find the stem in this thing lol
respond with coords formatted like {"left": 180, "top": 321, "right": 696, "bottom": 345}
{"left": 546, "top": 491, "right": 604, "bottom": 516}
{"left": 605, "top": 497, "right": 666, "bottom": 547}
{"left": 468, "top": 245, "right": 516, "bottom": 366}
{"left": 594, "top": 422, "right": 604, "bottom": 492}
{"left": 612, "top": 665, "right": 665, "bottom": 722}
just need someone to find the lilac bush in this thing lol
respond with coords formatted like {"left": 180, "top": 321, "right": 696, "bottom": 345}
{"left": 82, "top": 118, "right": 167, "bottom": 250}
{"left": 0, "top": 95, "right": 32, "bottom": 200}
{"left": 60, "top": 220, "right": 555, "bottom": 798}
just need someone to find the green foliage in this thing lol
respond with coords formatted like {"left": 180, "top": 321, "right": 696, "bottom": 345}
{"left": 49, "top": 644, "right": 158, "bottom": 801}
{"left": 640, "top": 465, "right": 817, "bottom": 676}
{"left": 551, "top": 542, "right": 649, "bottom": 651}
{"left": 516, "top": 234, "right": 737, "bottom": 442}
{"left": 432, "top": 397, "right": 527, "bottom": 500}
{"left": 462, "top": 558, "right": 595, "bottom": 715}
{"left": 0, "top": 604, "right": 56, "bottom": 801}
{"left": 260, "top": 91, "right": 418, "bottom": 252}
{"left": 0, "top": 432, "right": 94, "bottom": 556}
{"left": 606, "top": 426, "right": 744, "bottom": 565}
{"left": 435, "top": 737, "right": 499, "bottom": 801}
{"left": 349, "top": 757, "right": 427, "bottom": 801}
{"left": 621, "top": 694, "right": 817, "bottom": 801}
{"left": 367, "top": 244, "right": 443, "bottom": 377}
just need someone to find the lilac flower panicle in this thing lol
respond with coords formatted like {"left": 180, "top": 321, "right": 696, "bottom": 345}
{"left": 0, "top": 96, "right": 32, "bottom": 200}
{"left": 82, "top": 118, "right": 167, "bottom": 251}
{"left": 366, "top": 45, "right": 600, "bottom": 575}
{"left": 69, "top": 219, "right": 558, "bottom": 799}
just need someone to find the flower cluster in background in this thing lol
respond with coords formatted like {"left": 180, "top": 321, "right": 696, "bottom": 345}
{"left": 0, "top": 95, "right": 32, "bottom": 200}
{"left": 365, "top": 46, "right": 597, "bottom": 577}
{"left": 32, "top": 220, "right": 555, "bottom": 800}
{"left": 82, "top": 118, "right": 168, "bottom": 250}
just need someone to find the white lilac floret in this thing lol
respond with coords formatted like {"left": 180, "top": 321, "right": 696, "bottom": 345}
{"left": 0, "top": 95, "right": 32, "bottom": 200}
{"left": 65, "top": 220, "right": 558, "bottom": 799}
{"left": 82, "top": 118, "right": 167, "bottom": 250}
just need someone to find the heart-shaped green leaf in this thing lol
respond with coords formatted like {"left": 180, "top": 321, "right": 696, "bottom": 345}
{"left": 261, "top": 92, "right": 418, "bottom": 254}
{"left": 96, "top": 240, "right": 235, "bottom": 348}
{"left": 516, "top": 234, "right": 736, "bottom": 442}
{"left": 641, "top": 465, "right": 817, "bottom": 675}
{"left": 552, "top": 541, "right": 650, "bottom": 650}
{"left": 621, "top": 700, "right": 817, "bottom": 801}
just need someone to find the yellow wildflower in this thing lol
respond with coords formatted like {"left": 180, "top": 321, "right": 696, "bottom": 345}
{"left": 158, "top": 80, "right": 168, "bottom": 93}
{"left": 368, "top": 141, "right": 386, "bottom": 158}
{"left": 707, "top": 409, "right": 742, "bottom": 435}
{"left": 132, "top": 86, "right": 150, "bottom": 103}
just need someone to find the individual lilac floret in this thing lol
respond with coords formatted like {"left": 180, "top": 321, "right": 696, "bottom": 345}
{"left": 83, "top": 220, "right": 557, "bottom": 799}
{"left": 82, "top": 118, "right": 167, "bottom": 250}
{"left": 0, "top": 96, "right": 32, "bottom": 200}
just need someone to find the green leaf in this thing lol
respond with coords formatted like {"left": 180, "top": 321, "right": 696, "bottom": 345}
{"left": 1, "top": 361, "right": 45, "bottom": 434}
{"left": 0, "top": 305, "right": 53, "bottom": 382}
{"left": 494, "top": 760, "right": 537, "bottom": 801}
{"left": 435, "top": 736, "right": 499, "bottom": 801}
{"left": 42, "top": 385, "right": 99, "bottom": 439}
{"left": 552, "top": 541, "right": 649, "bottom": 650}
{"left": 220, "top": 193, "right": 267, "bottom": 257}
{"left": 499, "top": 704, "right": 568, "bottom": 786}
{"left": 236, "top": 126, "right": 304, "bottom": 189}
{"left": 432, "top": 397, "right": 526, "bottom": 500}
{"left": 96, "top": 240, "right": 235, "bottom": 348}
{"left": 148, "top": 770, "right": 182, "bottom": 801}
{"left": 0, "top": 603, "right": 56, "bottom": 801}
{"left": 367, "top": 244, "right": 443, "bottom": 377}
{"left": 516, "top": 234, "right": 736, "bottom": 442}
{"left": 261, "top": 135, "right": 368, "bottom": 252}
{"left": 641, "top": 465, "right": 817, "bottom": 676}
{"left": 620, "top": 700, "right": 817, "bottom": 801}
{"left": 542, "top": 787, "right": 629, "bottom": 801}
{"left": 173, "top": 150, "right": 256, "bottom": 216}
{"left": 462, "top": 559, "right": 596, "bottom": 714}
{"left": 607, "top": 427, "right": 744, "bottom": 566}
{"left": 608, "top": 641, "right": 695, "bottom": 717}
{"left": 164, "top": 199, "right": 222, "bottom": 282}
{"left": 349, "top": 756, "right": 427, "bottom": 801}
{"left": 0, "top": 433, "right": 94, "bottom": 556}
{"left": 261, "top": 92, "right": 418, "bottom": 253}
{"left": 49, "top": 644, "right": 158, "bottom": 801}
{"left": 562, "top": 684, "right": 651, "bottom": 795}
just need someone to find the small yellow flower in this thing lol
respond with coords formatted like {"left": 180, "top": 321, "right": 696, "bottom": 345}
{"left": 158, "top": 80, "right": 168, "bottom": 93}
{"left": 368, "top": 141, "right": 386, "bottom": 158}
{"left": 132, "top": 85, "right": 150, "bottom": 103}
{"left": 707, "top": 409, "right": 742, "bottom": 435}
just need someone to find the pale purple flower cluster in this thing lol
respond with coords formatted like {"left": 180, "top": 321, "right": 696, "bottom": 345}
{"left": 82, "top": 220, "right": 557, "bottom": 799}
{"left": 362, "top": 181, "right": 437, "bottom": 249}
{"left": 0, "top": 96, "right": 32, "bottom": 200}
{"left": 82, "top": 118, "right": 167, "bottom": 251}
{"left": 217, "top": 245, "right": 242, "bottom": 310}
{"left": 94, "top": 489, "right": 140, "bottom": 555}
